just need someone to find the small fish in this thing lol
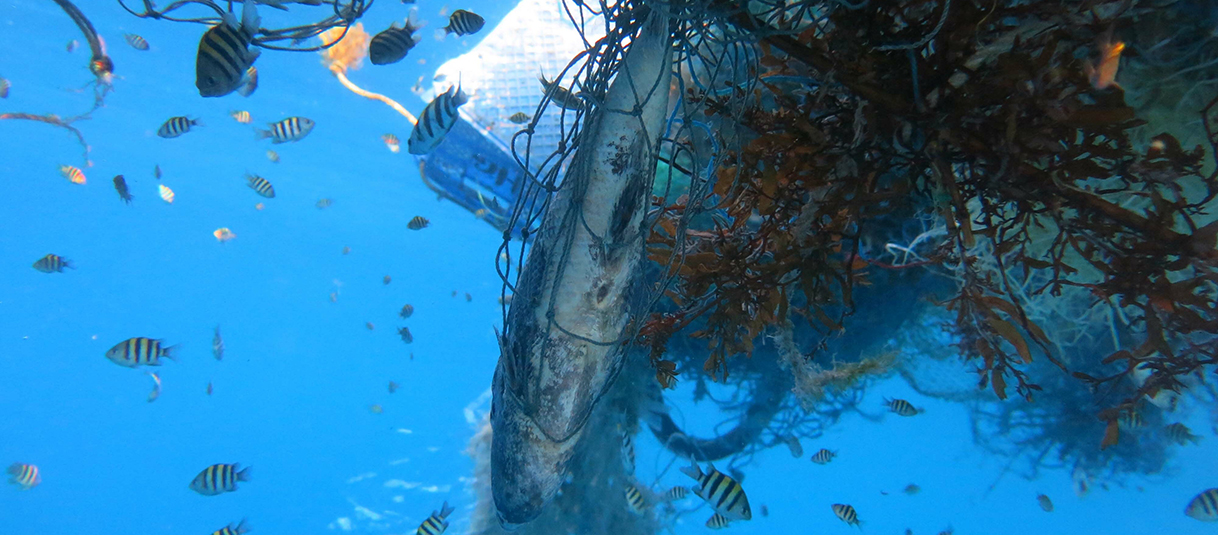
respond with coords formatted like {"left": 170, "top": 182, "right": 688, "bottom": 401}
{"left": 255, "top": 202, "right": 264, "bottom": 210}
{"left": 266, "top": 150, "right": 280, "bottom": 163}
{"left": 365, "top": 322, "right": 375, "bottom": 330}
{"left": 196, "top": 0, "right": 261, "bottom": 97}
{"left": 443, "top": 9, "right": 485, "bottom": 37}
{"left": 1119, "top": 410, "right": 1144, "bottom": 430}
{"left": 416, "top": 501, "right": 455, "bottom": 535}
{"left": 213, "top": 325, "right": 224, "bottom": 361}
{"left": 705, "top": 513, "right": 730, "bottom": 529}
{"left": 237, "top": 66, "right": 258, "bottom": 97}
{"left": 383, "top": 275, "right": 392, "bottom": 285}
{"left": 663, "top": 486, "right": 688, "bottom": 501}
{"left": 329, "top": 291, "right": 338, "bottom": 303}
{"left": 370, "top": 404, "right": 384, "bottom": 414}
{"left": 316, "top": 198, "right": 333, "bottom": 209}
{"left": 539, "top": 72, "right": 585, "bottom": 111}
{"left": 67, "top": 39, "right": 78, "bottom": 52}
{"left": 146, "top": 371, "right": 162, "bottom": 403}
{"left": 105, "top": 337, "right": 178, "bottom": 367}
{"left": 124, "top": 33, "right": 150, "bottom": 50}
{"left": 785, "top": 436, "right": 803, "bottom": 458}
{"left": 474, "top": 208, "right": 488, "bottom": 219}
{"left": 810, "top": 448, "right": 835, "bottom": 465}
{"left": 231, "top": 110, "right": 252, "bottom": 124}
{"left": 1186, "top": 488, "right": 1218, "bottom": 522}
{"left": 507, "top": 111, "right": 530, "bottom": 124}
{"left": 621, "top": 433, "right": 636, "bottom": 474}
{"left": 159, "top": 184, "right": 175, "bottom": 203}
{"left": 681, "top": 461, "right": 751, "bottom": 520}
{"left": 0, "top": 77, "right": 9, "bottom": 98}
{"left": 400, "top": 304, "right": 414, "bottom": 318}
{"left": 257, "top": 117, "right": 315, "bottom": 144}
{"left": 189, "top": 463, "right": 250, "bottom": 496}
{"left": 885, "top": 398, "right": 921, "bottom": 416}
{"left": 154, "top": 164, "right": 162, "bottom": 179}
{"left": 903, "top": 483, "right": 920, "bottom": 495}
{"left": 1085, "top": 35, "right": 1124, "bottom": 91}
{"left": 407, "top": 82, "right": 467, "bottom": 154}
{"left": 246, "top": 174, "right": 275, "bottom": 198}
{"left": 210, "top": 519, "right": 250, "bottom": 535}
{"left": 760, "top": 505, "right": 769, "bottom": 517}
{"left": 465, "top": 292, "right": 472, "bottom": 302}
{"left": 207, "top": 381, "right": 214, "bottom": 395}
{"left": 158, "top": 116, "right": 202, "bottom": 138}
{"left": 408, "top": 216, "right": 430, "bottom": 230}
{"left": 1071, "top": 465, "right": 1091, "bottom": 498}
{"left": 32, "top": 254, "right": 73, "bottom": 273}
{"left": 214, "top": 227, "right": 236, "bottom": 242}
{"left": 60, "top": 165, "right": 86, "bottom": 184}
{"left": 624, "top": 485, "right": 647, "bottom": 514}
{"left": 1036, "top": 493, "right": 1053, "bottom": 512}
{"left": 113, "top": 175, "right": 133, "bottom": 204}
{"left": 342, "top": 246, "right": 351, "bottom": 255}
{"left": 398, "top": 326, "right": 414, "bottom": 344}
{"left": 1165, "top": 422, "right": 1201, "bottom": 445}
{"left": 6, "top": 463, "right": 40, "bottom": 490}
{"left": 383, "top": 133, "right": 401, "bottom": 152}
{"left": 369, "top": 15, "right": 422, "bottom": 65}
{"left": 832, "top": 503, "right": 860, "bottom": 526}
{"left": 388, "top": 381, "right": 399, "bottom": 393}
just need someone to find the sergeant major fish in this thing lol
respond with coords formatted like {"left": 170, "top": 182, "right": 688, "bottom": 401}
{"left": 415, "top": 501, "right": 455, "bottom": 535}
{"left": 257, "top": 117, "right": 314, "bottom": 143}
{"left": 441, "top": 9, "right": 484, "bottom": 37}
{"left": 105, "top": 337, "right": 178, "bottom": 367}
{"left": 196, "top": 0, "right": 261, "bottom": 97}
{"left": 7, "top": 463, "right": 40, "bottom": 490}
{"left": 681, "top": 461, "right": 752, "bottom": 521}
{"left": 158, "top": 116, "right": 202, "bottom": 138}
{"left": 210, "top": 519, "right": 250, "bottom": 535}
{"left": 832, "top": 503, "right": 861, "bottom": 526}
{"left": 124, "top": 33, "right": 149, "bottom": 51}
{"left": 370, "top": 15, "right": 422, "bottom": 65}
{"left": 624, "top": 485, "right": 646, "bottom": 514}
{"left": 885, "top": 398, "right": 922, "bottom": 416}
{"left": 407, "top": 82, "right": 467, "bottom": 154}
{"left": 190, "top": 463, "right": 250, "bottom": 496}
{"left": 246, "top": 174, "right": 275, "bottom": 198}
{"left": 32, "top": 254, "right": 73, "bottom": 273}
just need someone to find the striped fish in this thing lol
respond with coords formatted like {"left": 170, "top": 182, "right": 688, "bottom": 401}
{"left": 266, "top": 150, "right": 280, "bottom": 163}
{"left": 624, "top": 485, "right": 646, "bottom": 514}
{"left": 7, "top": 463, "right": 40, "bottom": 490}
{"left": 400, "top": 304, "right": 414, "bottom": 318}
{"left": 237, "top": 66, "right": 258, "bottom": 97}
{"left": 832, "top": 503, "right": 860, "bottom": 526}
{"left": 443, "top": 9, "right": 484, "bottom": 37}
{"left": 189, "top": 463, "right": 250, "bottom": 496}
{"left": 383, "top": 133, "right": 401, "bottom": 152}
{"left": 1119, "top": 410, "right": 1144, "bottom": 430}
{"left": 246, "top": 174, "right": 275, "bottom": 198}
{"left": 0, "top": 77, "right": 9, "bottom": 98}
{"left": 158, "top": 116, "right": 201, "bottom": 138}
{"left": 1165, "top": 422, "right": 1201, "bottom": 445}
{"left": 370, "top": 16, "right": 422, "bottom": 65}
{"left": 231, "top": 110, "right": 252, "bottom": 124}
{"left": 159, "top": 184, "right": 175, "bottom": 203}
{"left": 407, "top": 82, "right": 467, "bottom": 154}
{"left": 811, "top": 448, "right": 835, "bottom": 465}
{"left": 257, "top": 116, "right": 315, "bottom": 144}
{"left": 507, "top": 112, "right": 530, "bottom": 124}
{"left": 398, "top": 327, "right": 414, "bottom": 344}
{"left": 124, "top": 33, "right": 149, "bottom": 50}
{"left": 680, "top": 461, "right": 751, "bottom": 521}
{"left": 213, "top": 325, "right": 225, "bottom": 360}
{"left": 408, "top": 216, "right": 430, "bottom": 230}
{"left": 885, "top": 398, "right": 921, "bottom": 416}
{"left": 60, "top": 165, "right": 86, "bottom": 184}
{"left": 705, "top": 513, "right": 730, "bottom": 530}
{"left": 1187, "top": 488, "right": 1218, "bottom": 521}
{"left": 210, "top": 519, "right": 250, "bottom": 535}
{"left": 621, "top": 432, "right": 636, "bottom": 474}
{"left": 105, "top": 337, "right": 178, "bottom": 367}
{"left": 196, "top": 0, "right": 261, "bottom": 97}
{"left": 113, "top": 175, "right": 133, "bottom": 204}
{"left": 663, "top": 485, "right": 688, "bottom": 501}
{"left": 32, "top": 254, "right": 73, "bottom": 273}
{"left": 415, "top": 501, "right": 455, "bottom": 535}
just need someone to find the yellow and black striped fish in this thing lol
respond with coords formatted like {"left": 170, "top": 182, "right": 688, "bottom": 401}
{"left": 257, "top": 116, "right": 315, "bottom": 144}
{"left": 398, "top": 326, "right": 414, "bottom": 344}
{"left": 415, "top": 501, "right": 455, "bottom": 535}
{"left": 885, "top": 398, "right": 921, "bottom": 416}
{"left": 124, "top": 33, "right": 149, "bottom": 51}
{"left": 832, "top": 503, "right": 860, "bottom": 526}
{"left": 159, "top": 184, "right": 175, "bottom": 204}
{"left": 1119, "top": 409, "right": 1144, "bottom": 430}
{"left": 408, "top": 216, "right": 430, "bottom": 230}
{"left": 706, "top": 513, "right": 730, "bottom": 530}
{"left": 621, "top": 432, "right": 636, "bottom": 474}
{"left": 105, "top": 337, "right": 178, "bottom": 367}
{"left": 32, "top": 254, "right": 73, "bottom": 273}
{"left": 680, "top": 461, "right": 751, "bottom": 521}
{"left": 60, "top": 165, "right": 86, "bottom": 184}
{"left": 407, "top": 83, "right": 467, "bottom": 154}
{"left": 624, "top": 485, "right": 647, "bottom": 514}
{"left": 196, "top": 0, "right": 261, "bottom": 97}
{"left": 370, "top": 16, "right": 422, "bottom": 65}
{"left": 811, "top": 448, "right": 835, "bottom": 465}
{"left": 663, "top": 485, "right": 688, "bottom": 501}
{"left": 237, "top": 66, "right": 258, "bottom": 97}
{"left": 1187, "top": 488, "right": 1218, "bottom": 521}
{"left": 158, "top": 116, "right": 201, "bottom": 138}
{"left": 443, "top": 9, "right": 485, "bottom": 37}
{"left": 539, "top": 73, "right": 585, "bottom": 111}
{"left": 189, "top": 463, "right": 250, "bottom": 496}
{"left": 400, "top": 304, "right": 415, "bottom": 318}
{"left": 113, "top": 175, "right": 133, "bottom": 204}
{"left": 246, "top": 174, "right": 275, "bottom": 198}
{"left": 507, "top": 111, "right": 530, "bottom": 124}
{"left": 231, "top": 110, "right": 252, "bottom": 124}
{"left": 210, "top": 519, "right": 250, "bottom": 535}
{"left": 7, "top": 463, "right": 40, "bottom": 490}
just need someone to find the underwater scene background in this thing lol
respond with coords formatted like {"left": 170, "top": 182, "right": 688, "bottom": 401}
{"left": 2, "top": 1, "right": 1218, "bottom": 535}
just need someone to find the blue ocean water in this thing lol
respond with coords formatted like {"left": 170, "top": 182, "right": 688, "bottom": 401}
{"left": 0, "top": 2, "right": 1215, "bottom": 535}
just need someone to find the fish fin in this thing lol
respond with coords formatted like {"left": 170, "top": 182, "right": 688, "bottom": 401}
{"left": 234, "top": 518, "right": 251, "bottom": 535}
{"left": 679, "top": 460, "right": 701, "bottom": 480}
{"left": 255, "top": 128, "right": 272, "bottom": 140}
{"left": 240, "top": 0, "right": 261, "bottom": 37}
{"left": 405, "top": 9, "right": 426, "bottom": 33}
{"left": 191, "top": 118, "right": 204, "bottom": 127}
{"left": 160, "top": 344, "right": 180, "bottom": 362}
{"left": 439, "top": 500, "right": 455, "bottom": 518}
{"left": 237, "top": 465, "right": 252, "bottom": 481}
{"left": 63, "top": 260, "right": 76, "bottom": 270}
{"left": 434, "top": 28, "right": 447, "bottom": 41}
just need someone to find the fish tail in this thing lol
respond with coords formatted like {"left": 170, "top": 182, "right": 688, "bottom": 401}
{"left": 237, "top": 465, "right": 251, "bottom": 481}
{"left": 234, "top": 518, "right": 251, "bottom": 535}
{"left": 192, "top": 117, "right": 204, "bottom": 128}
{"left": 63, "top": 259, "right": 76, "bottom": 270}
{"left": 255, "top": 128, "right": 272, "bottom": 140}
{"left": 439, "top": 500, "right": 455, "bottom": 518}
{"left": 160, "top": 344, "right": 180, "bottom": 362}
{"left": 679, "top": 459, "right": 701, "bottom": 481}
